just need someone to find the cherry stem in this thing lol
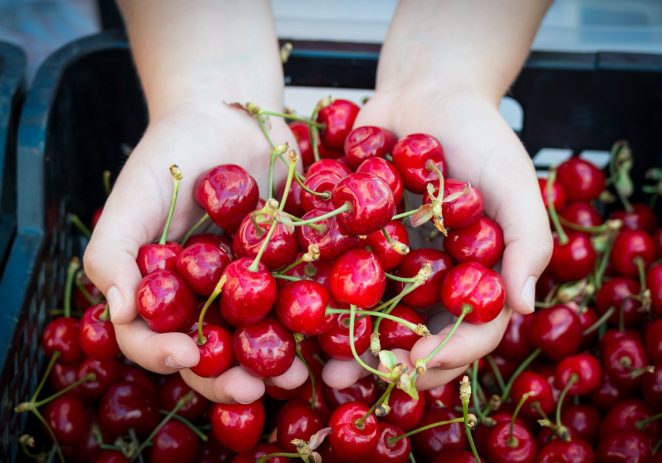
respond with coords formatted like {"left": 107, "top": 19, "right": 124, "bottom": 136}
{"left": 356, "top": 381, "right": 396, "bottom": 429}
{"left": 485, "top": 355, "right": 506, "bottom": 393}
{"left": 158, "top": 165, "right": 183, "bottom": 245}
{"left": 158, "top": 410, "right": 208, "bottom": 442}
{"left": 388, "top": 417, "right": 465, "bottom": 445}
{"left": 103, "top": 170, "right": 112, "bottom": 196}
{"left": 134, "top": 392, "right": 195, "bottom": 458}
{"left": 555, "top": 374, "right": 578, "bottom": 432}
{"left": 258, "top": 109, "right": 324, "bottom": 128}
{"left": 294, "top": 171, "right": 332, "bottom": 199}
{"left": 558, "top": 216, "right": 611, "bottom": 234}
{"left": 63, "top": 258, "right": 81, "bottom": 318}
{"left": 382, "top": 227, "right": 409, "bottom": 255}
{"left": 30, "top": 409, "right": 66, "bottom": 463}
{"left": 267, "top": 144, "right": 288, "bottom": 199}
{"left": 309, "top": 100, "right": 324, "bottom": 162}
{"left": 69, "top": 214, "right": 92, "bottom": 239}
{"left": 472, "top": 360, "right": 489, "bottom": 422}
{"left": 277, "top": 246, "right": 319, "bottom": 276}
{"left": 594, "top": 223, "right": 621, "bottom": 290}
{"left": 197, "top": 275, "right": 227, "bottom": 344}
{"left": 100, "top": 304, "right": 111, "bottom": 322}
{"left": 635, "top": 256, "right": 648, "bottom": 292}
{"left": 546, "top": 169, "right": 569, "bottom": 245}
{"left": 509, "top": 391, "right": 533, "bottom": 447}
{"left": 279, "top": 150, "right": 298, "bottom": 211}
{"left": 272, "top": 273, "right": 302, "bottom": 282}
{"left": 636, "top": 412, "right": 662, "bottom": 430}
{"left": 257, "top": 453, "right": 301, "bottom": 463}
{"left": 392, "top": 208, "right": 420, "bottom": 221}
{"left": 349, "top": 305, "right": 391, "bottom": 380}
{"left": 459, "top": 376, "right": 482, "bottom": 463}
{"left": 248, "top": 202, "right": 281, "bottom": 273}
{"left": 30, "top": 352, "right": 60, "bottom": 403}
{"left": 500, "top": 347, "right": 542, "bottom": 404}
{"left": 384, "top": 273, "right": 419, "bottom": 284}
{"left": 583, "top": 306, "right": 615, "bottom": 336}
{"left": 419, "top": 305, "right": 471, "bottom": 369}
{"left": 33, "top": 374, "right": 95, "bottom": 409}
{"left": 609, "top": 141, "right": 634, "bottom": 213}
{"left": 75, "top": 271, "right": 103, "bottom": 306}
{"left": 181, "top": 213, "right": 210, "bottom": 246}
{"left": 326, "top": 308, "right": 426, "bottom": 335}
{"left": 295, "top": 336, "right": 317, "bottom": 410}
{"left": 291, "top": 203, "right": 350, "bottom": 227}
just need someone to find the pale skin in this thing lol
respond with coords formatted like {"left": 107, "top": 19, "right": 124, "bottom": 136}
{"left": 84, "top": 0, "right": 553, "bottom": 403}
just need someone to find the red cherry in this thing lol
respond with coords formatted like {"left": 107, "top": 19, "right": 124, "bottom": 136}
{"left": 655, "top": 228, "right": 662, "bottom": 258}
{"left": 78, "top": 358, "right": 120, "bottom": 399}
{"left": 136, "top": 242, "right": 182, "bottom": 276}
{"left": 366, "top": 422, "right": 411, "bottom": 463}
{"left": 495, "top": 313, "right": 533, "bottom": 362}
{"left": 276, "top": 399, "right": 323, "bottom": 452}
{"left": 72, "top": 277, "right": 102, "bottom": 312}
{"left": 70, "top": 415, "right": 103, "bottom": 462}
{"left": 276, "top": 280, "right": 332, "bottom": 335}
{"left": 44, "top": 395, "right": 88, "bottom": 445}
{"left": 556, "top": 157, "right": 605, "bottom": 201}
{"left": 42, "top": 317, "right": 83, "bottom": 364}
{"left": 537, "top": 438, "right": 595, "bottom": 463}
{"left": 643, "top": 365, "right": 662, "bottom": 409}
{"left": 149, "top": 420, "right": 200, "bottom": 463}
{"left": 560, "top": 201, "right": 602, "bottom": 228}
{"left": 601, "top": 330, "right": 650, "bottom": 388}
{"left": 432, "top": 450, "right": 484, "bottom": 463}
{"left": 231, "top": 443, "right": 289, "bottom": 463}
{"left": 199, "top": 436, "right": 235, "bottom": 463}
{"left": 379, "top": 304, "right": 425, "bottom": 351}
{"left": 232, "top": 215, "right": 298, "bottom": 271}
{"left": 539, "top": 177, "right": 567, "bottom": 210}
{"left": 301, "top": 170, "right": 340, "bottom": 212}
{"left": 610, "top": 203, "right": 658, "bottom": 234}
{"left": 329, "top": 401, "right": 379, "bottom": 460}
{"left": 319, "top": 312, "right": 372, "bottom": 360}
{"left": 441, "top": 261, "right": 506, "bottom": 324}
{"left": 49, "top": 362, "right": 79, "bottom": 391}
{"left": 233, "top": 318, "right": 295, "bottom": 377}
{"left": 383, "top": 387, "right": 426, "bottom": 431}
{"left": 220, "top": 258, "right": 277, "bottom": 326}
{"left": 394, "top": 248, "right": 452, "bottom": 308}
{"left": 93, "top": 451, "right": 129, "bottom": 463}
{"left": 424, "top": 382, "right": 461, "bottom": 410}
{"left": 190, "top": 324, "right": 234, "bottom": 378}
{"left": 317, "top": 99, "right": 360, "bottom": 151}
{"left": 391, "top": 133, "right": 446, "bottom": 194}
{"left": 356, "top": 157, "right": 404, "bottom": 205}
{"left": 610, "top": 229, "right": 655, "bottom": 277}
{"left": 322, "top": 375, "right": 378, "bottom": 409}
{"left": 118, "top": 365, "right": 158, "bottom": 398}
{"left": 278, "top": 175, "right": 305, "bottom": 217}
{"left": 291, "top": 121, "right": 316, "bottom": 167}
{"left": 91, "top": 207, "right": 103, "bottom": 229}
{"left": 424, "top": 178, "right": 485, "bottom": 230}
{"left": 329, "top": 249, "right": 385, "bottom": 308}
{"left": 365, "top": 221, "right": 410, "bottom": 271}
{"left": 184, "top": 233, "right": 233, "bottom": 256}
{"left": 210, "top": 401, "right": 265, "bottom": 453}
{"left": 529, "top": 305, "right": 583, "bottom": 361}
{"left": 648, "top": 263, "right": 662, "bottom": 316}
{"left": 79, "top": 304, "right": 119, "bottom": 360}
{"left": 306, "top": 158, "right": 352, "bottom": 178}
{"left": 555, "top": 353, "right": 603, "bottom": 395}
{"left": 485, "top": 420, "right": 537, "bottom": 463}
{"left": 296, "top": 208, "right": 359, "bottom": 262}
{"left": 444, "top": 216, "right": 505, "bottom": 268}
{"left": 562, "top": 405, "right": 601, "bottom": 444}
{"left": 158, "top": 375, "right": 208, "bottom": 421}
{"left": 595, "top": 277, "right": 642, "bottom": 327}
{"left": 596, "top": 430, "right": 652, "bottom": 463}
{"left": 548, "top": 232, "right": 597, "bottom": 282}
{"left": 176, "top": 242, "right": 232, "bottom": 296}
{"left": 600, "top": 399, "right": 660, "bottom": 440}
{"left": 136, "top": 269, "right": 196, "bottom": 332}
{"left": 590, "top": 372, "right": 633, "bottom": 411}
{"left": 279, "top": 259, "right": 332, "bottom": 289}
{"left": 194, "top": 164, "right": 259, "bottom": 233}
{"left": 99, "top": 381, "right": 159, "bottom": 437}
{"left": 344, "top": 125, "right": 397, "bottom": 168}
{"left": 511, "top": 371, "right": 555, "bottom": 418}
{"left": 645, "top": 320, "right": 662, "bottom": 364}
{"left": 411, "top": 408, "right": 467, "bottom": 458}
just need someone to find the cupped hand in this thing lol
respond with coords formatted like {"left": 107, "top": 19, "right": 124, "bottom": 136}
{"left": 323, "top": 89, "right": 553, "bottom": 391}
{"left": 84, "top": 103, "right": 307, "bottom": 403}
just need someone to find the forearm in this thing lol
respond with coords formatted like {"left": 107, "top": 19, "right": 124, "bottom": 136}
{"left": 378, "top": 0, "right": 551, "bottom": 103}
{"left": 117, "top": 0, "right": 282, "bottom": 119}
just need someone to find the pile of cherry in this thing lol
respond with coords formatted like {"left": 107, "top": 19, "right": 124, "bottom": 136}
{"left": 15, "top": 97, "right": 662, "bottom": 463}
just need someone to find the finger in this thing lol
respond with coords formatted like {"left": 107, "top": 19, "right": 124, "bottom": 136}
{"left": 376, "top": 349, "right": 467, "bottom": 391}
{"left": 114, "top": 319, "right": 200, "bottom": 374}
{"left": 410, "top": 307, "right": 511, "bottom": 370}
{"left": 180, "top": 366, "right": 265, "bottom": 404}
{"left": 264, "top": 357, "right": 309, "bottom": 390}
{"left": 322, "top": 352, "right": 377, "bottom": 390}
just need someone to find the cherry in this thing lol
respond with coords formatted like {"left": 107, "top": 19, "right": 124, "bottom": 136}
{"left": 379, "top": 304, "right": 425, "bottom": 351}
{"left": 566, "top": 304, "right": 600, "bottom": 347}
{"left": 296, "top": 208, "right": 358, "bottom": 262}
{"left": 276, "top": 399, "right": 324, "bottom": 452}
{"left": 149, "top": 420, "right": 200, "bottom": 463}
{"left": 424, "top": 382, "right": 461, "bottom": 410}
{"left": 596, "top": 430, "right": 652, "bottom": 463}
{"left": 195, "top": 164, "right": 259, "bottom": 233}
{"left": 600, "top": 399, "right": 660, "bottom": 440}
{"left": 481, "top": 355, "right": 518, "bottom": 391}
{"left": 199, "top": 437, "right": 235, "bottom": 463}
{"left": 49, "top": 362, "right": 79, "bottom": 391}
{"left": 537, "top": 438, "right": 595, "bottom": 463}
{"left": 319, "top": 312, "right": 372, "bottom": 360}
{"left": 276, "top": 280, "right": 332, "bottom": 335}
{"left": 391, "top": 133, "right": 446, "bottom": 194}
{"left": 485, "top": 420, "right": 537, "bottom": 463}
{"left": 290, "top": 120, "right": 316, "bottom": 167}
{"left": 322, "top": 375, "right": 378, "bottom": 409}
{"left": 42, "top": 317, "right": 83, "bottom": 364}
{"left": 331, "top": 172, "right": 396, "bottom": 236}
{"left": 190, "top": 324, "right": 234, "bottom": 377}
{"left": 424, "top": 178, "right": 485, "bottom": 230}
{"left": 432, "top": 450, "right": 484, "bottom": 463}
{"left": 384, "top": 387, "right": 426, "bottom": 431}
{"left": 73, "top": 275, "right": 103, "bottom": 312}
{"left": 590, "top": 372, "right": 633, "bottom": 411}
{"left": 44, "top": 394, "right": 89, "bottom": 445}
{"left": 656, "top": 228, "right": 662, "bottom": 258}
{"left": 648, "top": 262, "right": 662, "bottom": 316}
{"left": 158, "top": 375, "right": 208, "bottom": 421}
{"left": 595, "top": 277, "right": 642, "bottom": 327}
{"left": 69, "top": 415, "right": 103, "bottom": 462}
{"left": 555, "top": 353, "right": 603, "bottom": 395}
{"left": 136, "top": 269, "right": 196, "bottom": 332}
{"left": 210, "top": 401, "right": 265, "bottom": 453}
{"left": 495, "top": 312, "right": 533, "bottom": 362}
{"left": 556, "top": 157, "right": 605, "bottom": 201}
{"left": 329, "top": 249, "right": 385, "bottom": 308}
{"left": 356, "top": 157, "right": 405, "bottom": 205}
{"left": 93, "top": 451, "right": 130, "bottom": 463}
{"left": 136, "top": 242, "right": 182, "bottom": 276}
{"left": 301, "top": 171, "right": 339, "bottom": 212}
{"left": 118, "top": 365, "right": 158, "bottom": 398}
{"left": 601, "top": 330, "right": 650, "bottom": 388}
{"left": 329, "top": 401, "right": 379, "bottom": 460}
{"left": 316, "top": 98, "right": 360, "bottom": 151}
{"left": 176, "top": 242, "right": 232, "bottom": 296}
{"left": 561, "top": 404, "right": 601, "bottom": 444}
{"left": 185, "top": 233, "right": 233, "bottom": 256}
{"left": 78, "top": 358, "right": 120, "bottom": 399}
{"left": 560, "top": 201, "right": 602, "bottom": 228}
{"left": 642, "top": 365, "right": 662, "bottom": 409}
{"left": 444, "top": 216, "right": 505, "bottom": 268}
{"left": 307, "top": 158, "right": 352, "bottom": 178}
{"left": 610, "top": 203, "right": 658, "bottom": 234}
{"left": 539, "top": 177, "right": 567, "bottom": 210}
{"left": 610, "top": 229, "right": 655, "bottom": 277}
{"left": 365, "top": 221, "right": 410, "bottom": 271}
{"left": 278, "top": 175, "right": 305, "bottom": 217}
{"left": 220, "top": 258, "right": 277, "bottom": 326}
{"left": 548, "top": 232, "right": 597, "bottom": 282}
{"left": 232, "top": 215, "right": 298, "bottom": 271}
{"left": 529, "top": 305, "right": 583, "bottom": 361}
{"left": 511, "top": 371, "right": 555, "bottom": 418}
{"left": 232, "top": 443, "right": 289, "bottom": 463}
{"left": 233, "top": 318, "right": 295, "bottom": 377}
{"left": 441, "top": 261, "right": 506, "bottom": 324}
{"left": 344, "top": 125, "right": 397, "bottom": 167}
{"left": 280, "top": 259, "right": 332, "bottom": 289}
{"left": 411, "top": 408, "right": 467, "bottom": 458}
{"left": 366, "top": 422, "right": 411, "bottom": 463}
{"left": 79, "top": 303, "right": 119, "bottom": 360}
{"left": 99, "top": 381, "right": 160, "bottom": 437}
{"left": 646, "top": 320, "right": 662, "bottom": 363}
{"left": 394, "top": 248, "right": 452, "bottom": 308}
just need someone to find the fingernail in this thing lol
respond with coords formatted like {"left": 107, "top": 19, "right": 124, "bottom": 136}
{"left": 106, "top": 286, "right": 125, "bottom": 321}
{"left": 165, "top": 355, "right": 197, "bottom": 369}
{"left": 235, "top": 397, "right": 253, "bottom": 405}
{"left": 521, "top": 276, "right": 537, "bottom": 314}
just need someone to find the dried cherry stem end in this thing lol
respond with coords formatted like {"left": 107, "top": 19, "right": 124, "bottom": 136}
{"left": 424, "top": 159, "right": 448, "bottom": 235}
{"left": 277, "top": 244, "right": 320, "bottom": 276}
{"left": 355, "top": 381, "right": 397, "bottom": 429}
{"left": 382, "top": 227, "right": 410, "bottom": 255}
{"left": 459, "top": 376, "right": 482, "bottom": 462}
{"left": 159, "top": 165, "right": 183, "bottom": 245}
{"left": 197, "top": 274, "right": 228, "bottom": 344}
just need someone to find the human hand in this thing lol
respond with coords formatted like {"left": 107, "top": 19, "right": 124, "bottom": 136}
{"left": 84, "top": 103, "right": 308, "bottom": 403}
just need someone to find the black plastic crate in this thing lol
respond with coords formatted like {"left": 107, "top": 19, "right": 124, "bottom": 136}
{"left": 1, "top": 31, "right": 662, "bottom": 461}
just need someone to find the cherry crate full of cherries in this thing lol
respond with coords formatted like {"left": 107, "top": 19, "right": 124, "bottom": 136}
{"left": 15, "top": 97, "right": 662, "bottom": 463}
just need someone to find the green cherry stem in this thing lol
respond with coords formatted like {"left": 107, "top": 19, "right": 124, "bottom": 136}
{"left": 385, "top": 273, "right": 419, "bottom": 284}
{"left": 485, "top": 355, "right": 507, "bottom": 393}
{"left": 181, "top": 213, "right": 210, "bottom": 246}
{"left": 272, "top": 273, "right": 302, "bottom": 282}
{"left": 30, "top": 352, "right": 60, "bottom": 403}
{"left": 356, "top": 381, "right": 397, "bottom": 429}
{"left": 69, "top": 214, "right": 92, "bottom": 239}
{"left": 460, "top": 376, "right": 482, "bottom": 462}
{"left": 349, "top": 305, "right": 391, "bottom": 380}
{"left": 636, "top": 412, "right": 662, "bottom": 430}
{"left": 103, "top": 170, "right": 112, "bottom": 196}
{"left": 279, "top": 150, "right": 298, "bottom": 211}
{"left": 158, "top": 410, "right": 208, "bottom": 442}
{"left": 276, "top": 245, "right": 320, "bottom": 276}
{"left": 594, "top": 220, "right": 623, "bottom": 289}
{"left": 635, "top": 256, "right": 648, "bottom": 293}
{"left": 248, "top": 200, "right": 280, "bottom": 273}
{"left": 583, "top": 306, "right": 615, "bottom": 336}
{"left": 392, "top": 208, "right": 420, "bottom": 221}
{"left": 558, "top": 216, "right": 612, "bottom": 234}
{"left": 555, "top": 374, "right": 578, "bottom": 436}
{"left": 33, "top": 374, "right": 96, "bottom": 409}
{"left": 197, "top": 275, "right": 228, "bottom": 344}
{"left": 258, "top": 108, "right": 324, "bottom": 128}
{"left": 257, "top": 452, "right": 301, "bottom": 463}
{"left": 64, "top": 257, "right": 81, "bottom": 318}
{"left": 508, "top": 391, "right": 534, "bottom": 447}
{"left": 309, "top": 99, "right": 326, "bottom": 162}
{"left": 325, "top": 308, "right": 429, "bottom": 336}
{"left": 159, "top": 165, "right": 183, "bottom": 245}
{"left": 471, "top": 360, "right": 488, "bottom": 423}
{"left": 291, "top": 203, "right": 350, "bottom": 227}
{"left": 500, "top": 347, "right": 542, "bottom": 404}
{"left": 546, "top": 169, "right": 568, "bottom": 245}
{"left": 75, "top": 271, "right": 103, "bottom": 306}
{"left": 388, "top": 417, "right": 466, "bottom": 445}
{"left": 416, "top": 305, "right": 471, "bottom": 374}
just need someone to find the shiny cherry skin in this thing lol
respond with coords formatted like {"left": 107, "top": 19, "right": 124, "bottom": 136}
{"left": 78, "top": 358, "right": 120, "bottom": 399}
{"left": 307, "top": 158, "right": 352, "bottom": 178}
{"left": 395, "top": 248, "right": 453, "bottom": 308}
{"left": 344, "top": 125, "right": 397, "bottom": 168}
{"left": 596, "top": 430, "right": 652, "bottom": 463}
{"left": 391, "top": 133, "right": 446, "bottom": 194}
{"left": 537, "top": 438, "right": 595, "bottom": 463}
{"left": 291, "top": 120, "right": 316, "bottom": 167}
{"left": 149, "top": 420, "right": 200, "bottom": 463}
{"left": 42, "top": 316, "right": 83, "bottom": 364}
{"left": 296, "top": 208, "right": 358, "bottom": 261}
{"left": 425, "top": 381, "right": 461, "bottom": 409}
{"left": 441, "top": 261, "right": 506, "bottom": 324}
{"left": 118, "top": 365, "right": 158, "bottom": 397}
{"left": 49, "top": 362, "right": 79, "bottom": 391}
{"left": 539, "top": 177, "right": 567, "bottom": 210}
{"left": 556, "top": 157, "right": 605, "bottom": 201}
{"left": 610, "top": 203, "right": 658, "bottom": 234}
{"left": 135, "top": 269, "right": 196, "bottom": 333}
{"left": 198, "top": 437, "right": 235, "bottom": 463}
{"left": 511, "top": 371, "right": 555, "bottom": 418}
{"left": 412, "top": 408, "right": 467, "bottom": 458}
{"left": 232, "top": 215, "right": 298, "bottom": 271}
{"left": 595, "top": 277, "right": 642, "bottom": 326}
{"left": 232, "top": 443, "right": 289, "bottom": 463}
{"left": 323, "top": 375, "right": 378, "bottom": 408}
{"left": 590, "top": 372, "right": 633, "bottom": 411}
{"left": 444, "top": 216, "right": 505, "bottom": 267}
{"left": 276, "top": 399, "right": 324, "bottom": 452}
{"left": 329, "top": 249, "right": 385, "bottom": 308}
{"left": 190, "top": 324, "right": 234, "bottom": 377}
{"left": 560, "top": 201, "right": 602, "bottom": 228}
{"left": 220, "top": 258, "right": 277, "bottom": 326}
{"left": 276, "top": 280, "right": 332, "bottom": 335}
{"left": 365, "top": 220, "right": 410, "bottom": 271}
{"left": 646, "top": 320, "right": 662, "bottom": 364}
{"left": 600, "top": 399, "right": 660, "bottom": 440}
{"left": 486, "top": 420, "right": 537, "bottom": 463}
{"left": 610, "top": 229, "right": 655, "bottom": 277}
{"left": 643, "top": 365, "right": 662, "bottom": 409}
{"left": 562, "top": 405, "right": 601, "bottom": 444}
{"left": 319, "top": 312, "right": 372, "bottom": 359}
{"left": 365, "top": 422, "right": 411, "bottom": 463}
{"left": 331, "top": 172, "right": 396, "bottom": 236}
{"left": 356, "top": 157, "right": 404, "bottom": 205}
{"left": 93, "top": 451, "right": 130, "bottom": 463}
{"left": 383, "top": 387, "right": 426, "bottom": 431}
{"left": 648, "top": 263, "right": 662, "bottom": 316}
{"left": 380, "top": 304, "right": 425, "bottom": 351}
{"left": 548, "top": 232, "right": 597, "bottom": 282}
{"left": 136, "top": 242, "right": 182, "bottom": 276}
{"left": 44, "top": 394, "right": 88, "bottom": 445}
{"left": 280, "top": 259, "right": 332, "bottom": 289}
{"left": 176, "top": 242, "right": 232, "bottom": 296}
{"left": 529, "top": 305, "right": 582, "bottom": 361}
{"left": 210, "top": 401, "right": 265, "bottom": 453}
{"left": 233, "top": 318, "right": 295, "bottom": 377}
{"left": 495, "top": 312, "right": 533, "bottom": 362}
{"left": 158, "top": 375, "right": 208, "bottom": 421}
{"left": 317, "top": 99, "right": 360, "bottom": 150}
{"left": 194, "top": 164, "right": 259, "bottom": 232}
{"left": 301, "top": 170, "right": 340, "bottom": 212}
{"left": 99, "top": 381, "right": 159, "bottom": 437}
{"left": 601, "top": 330, "right": 649, "bottom": 388}
{"left": 424, "top": 178, "right": 484, "bottom": 229}
{"left": 79, "top": 303, "right": 119, "bottom": 360}
{"left": 555, "top": 353, "right": 603, "bottom": 395}
{"left": 329, "top": 401, "right": 379, "bottom": 460}
{"left": 185, "top": 233, "right": 233, "bottom": 256}
{"left": 279, "top": 174, "right": 305, "bottom": 217}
